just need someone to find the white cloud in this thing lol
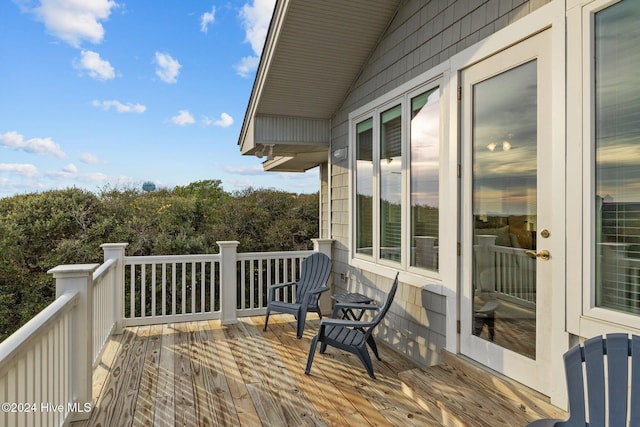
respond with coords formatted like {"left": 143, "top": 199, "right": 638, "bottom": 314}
{"left": 46, "top": 165, "right": 107, "bottom": 182}
{"left": 63, "top": 163, "right": 78, "bottom": 173}
{"left": 214, "top": 113, "right": 234, "bottom": 128}
{"left": 200, "top": 6, "right": 216, "bottom": 33}
{"left": 235, "top": 0, "right": 275, "bottom": 77}
{"left": 27, "top": 0, "right": 117, "bottom": 47}
{"left": 155, "top": 52, "right": 181, "bottom": 84}
{"left": 234, "top": 55, "right": 260, "bottom": 78}
{"left": 80, "top": 152, "right": 103, "bottom": 164}
{"left": 0, "top": 131, "right": 66, "bottom": 158}
{"left": 92, "top": 99, "right": 146, "bottom": 113}
{"left": 224, "top": 165, "right": 264, "bottom": 175}
{"left": 171, "top": 110, "right": 195, "bottom": 126}
{"left": 75, "top": 50, "right": 115, "bottom": 80}
{"left": 239, "top": 0, "right": 275, "bottom": 55}
{"left": 0, "top": 163, "right": 40, "bottom": 178}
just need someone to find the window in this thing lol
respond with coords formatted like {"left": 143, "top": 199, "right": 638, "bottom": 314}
{"left": 356, "top": 119, "right": 374, "bottom": 255}
{"left": 380, "top": 105, "right": 402, "bottom": 262}
{"left": 593, "top": 0, "right": 640, "bottom": 315}
{"left": 352, "top": 84, "right": 441, "bottom": 272}
{"left": 410, "top": 89, "right": 440, "bottom": 270}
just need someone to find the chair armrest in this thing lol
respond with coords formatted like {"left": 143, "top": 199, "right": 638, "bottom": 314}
{"left": 331, "top": 303, "right": 379, "bottom": 318}
{"left": 268, "top": 281, "right": 296, "bottom": 302}
{"left": 308, "top": 286, "right": 330, "bottom": 295}
{"left": 525, "top": 419, "right": 564, "bottom": 427}
{"left": 300, "top": 286, "right": 330, "bottom": 306}
{"left": 319, "top": 318, "right": 377, "bottom": 329}
{"left": 269, "top": 281, "right": 296, "bottom": 290}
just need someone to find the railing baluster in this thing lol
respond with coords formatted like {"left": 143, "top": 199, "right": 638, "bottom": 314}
{"left": 0, "top": 368, "right": 6, "bottom": 427}
{"left": 172, "top": 263, "right": 177, "bottom": 316}
{"left": 240, "top": 259, "right": 246, "bottom": 310}
{"left": 141, "top": 263, "right": 147, "bottom": 318}
{"left": 214, "top": 261, "right": 218, "bottom": 313}
{"left": 258, "top": 259, "right": 264, "bottom": 309}
{"left": 152, "top": 263, "right": 157, "bottom": 317}
{"left": 201, "top": 261, "right": 206, "bottom": 313}
{"left": 162, "top": 263, "right": 167, "bottom": 318}
{"left": 130, "top": 264, "right": 135, "bottom": 319}
{"left": 191, "top": 262, "right": 196, "bottom": 314}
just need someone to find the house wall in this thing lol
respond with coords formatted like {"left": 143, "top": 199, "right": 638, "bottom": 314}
{"left": 328, "top": 0, "right": 551, "bottom": 367}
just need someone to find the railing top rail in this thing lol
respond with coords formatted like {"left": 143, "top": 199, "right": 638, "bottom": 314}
{"left": 124, "top": 253, "right": 221, "bottom": 264}
{"left": 0, "top": 291, "right": 78, "bottom": 374}
{"left": 93, "top": 257, "right": 116, "bottom": 281}
{"left": 237, "top": 250, "right": 314, "bottom": 260}
{"left": 123, "top": 250, "right": 315, "bottom": 265}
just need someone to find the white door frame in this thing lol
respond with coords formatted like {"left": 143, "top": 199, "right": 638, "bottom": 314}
{"left": 459, "top": 29, "right": 553, "bottom": 395}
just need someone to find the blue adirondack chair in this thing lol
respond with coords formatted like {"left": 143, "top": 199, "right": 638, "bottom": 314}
{"left": 304, "top": 273, "right": 398, "bottom": 379}
{"left": 527, "top": 333, "right": 640, "bottom": 426}
{"left": 263, "top": 252, "right": 332, "bottom": 339}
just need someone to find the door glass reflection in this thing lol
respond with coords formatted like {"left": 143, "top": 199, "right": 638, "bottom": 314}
{"left": 472, "top": 60, "right": 537, "bottom": 359}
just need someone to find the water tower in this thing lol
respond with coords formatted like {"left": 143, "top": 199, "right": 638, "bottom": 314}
{"left": 142, "top": 181, "right": 156, "bottom": 192}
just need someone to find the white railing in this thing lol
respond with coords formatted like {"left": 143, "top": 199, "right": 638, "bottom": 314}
{"left": 92, "top": 258, "right": 118, "bottom": 365}
{"left": 0, "top": 238, "right": 333, "bottom": 424}
{"left": 123, "top": 254, "right": 221, "bottom": 326}
{"left": 0, "top": 292, "right": 79, "bottom": 427}
{"left": 474, "top": 235, "right": 536, "bottom": 305}
{"left": 122, "top": 249, "right": 316, "bottom": 327}
{"left": 237, "top": 250, "right": 314, "bottom": 316}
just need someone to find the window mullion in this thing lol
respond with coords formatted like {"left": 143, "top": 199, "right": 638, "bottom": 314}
{"left": 373, "top": 113, "right": 381, "bottom": 263}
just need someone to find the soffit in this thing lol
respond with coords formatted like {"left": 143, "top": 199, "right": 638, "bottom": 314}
{"left": 255, "top": 0, "right": 401, "bottom": 119}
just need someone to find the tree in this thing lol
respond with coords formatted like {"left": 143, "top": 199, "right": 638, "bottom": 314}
{"left": 0, "top": 183, "right": 319, "bottom": 340}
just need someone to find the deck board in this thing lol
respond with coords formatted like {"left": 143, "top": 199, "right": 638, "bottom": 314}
{"left": 72, "top": 315, "right": 564, "bottom": 427}
{"left": 153, "top": 323, "right": 175, "bottom": 427}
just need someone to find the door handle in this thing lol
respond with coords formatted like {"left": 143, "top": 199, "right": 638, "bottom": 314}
{"left": 525, "top": 249, "right": 550, "bottom": 260}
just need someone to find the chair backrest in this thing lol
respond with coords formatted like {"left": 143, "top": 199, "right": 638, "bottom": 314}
{"left": 563, "top": 333, "right": 640, "bottom": 427}
{"left": 371, "top": 273, "right": 399, "bottom": 325}
{"left": 295, "top": 252, "right": 332, "bottom": 305}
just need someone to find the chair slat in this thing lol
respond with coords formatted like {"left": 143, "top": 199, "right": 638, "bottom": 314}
{"left": 631, "top": 335, "right": 640, "bottom": 426}
{"left": 563, "top": 345, "right": 587, "bottom": 426}
{"left": 528, "top": 334, "right": 640, "bottom": 427}
{"left": 606, "top": 333, "right": 629, "bottom": 426}
{"left": 584, "top": 336, "right": 606, "bottom": 426}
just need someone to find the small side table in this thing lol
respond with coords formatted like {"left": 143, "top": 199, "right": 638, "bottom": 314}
{"left": 330, "top": 292, "right": 381, "bottom": 360}
{"left": 331, "top": 292, "right": 374, "bottom": 320}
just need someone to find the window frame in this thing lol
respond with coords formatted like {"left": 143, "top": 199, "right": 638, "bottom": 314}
{"left": 574, "top": 0, "right": 640, "bottom": 335}
{"left": 349, "top": 76, "right": 443, "bottom": 279}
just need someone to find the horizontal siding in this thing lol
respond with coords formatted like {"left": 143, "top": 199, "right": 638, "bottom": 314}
{"left": 255, "top": 116, "right": 330, "bottom": 145}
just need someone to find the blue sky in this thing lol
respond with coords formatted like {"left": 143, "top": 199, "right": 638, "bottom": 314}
{"left": 0, "top": 0, "right": 318, "bottom": 197}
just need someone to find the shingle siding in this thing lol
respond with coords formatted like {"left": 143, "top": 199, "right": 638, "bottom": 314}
{"left": 327, "top": 0, "right": 550, "bottom": 367}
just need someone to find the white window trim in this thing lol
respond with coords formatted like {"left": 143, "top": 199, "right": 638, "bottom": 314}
{"left": 567, "top": 0, "right": 640, "bottom": 336}
{"left": 348, "top": 64, "right": 448, "bottom": 286}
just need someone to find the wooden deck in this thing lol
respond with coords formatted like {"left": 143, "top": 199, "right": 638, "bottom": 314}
{"left": 73, "top": 315, "right": 566, "bottom": 427}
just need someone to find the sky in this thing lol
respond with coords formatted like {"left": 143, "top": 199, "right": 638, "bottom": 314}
{"left": 0, "top": 0, "right": 319, "bottom": 198}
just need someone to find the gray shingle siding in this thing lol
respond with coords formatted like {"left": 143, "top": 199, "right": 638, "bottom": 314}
{"left": 328, "top": 0, "right": 550, "bottom": 367}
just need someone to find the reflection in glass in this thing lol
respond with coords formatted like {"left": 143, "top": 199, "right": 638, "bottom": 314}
{"left": 411, "top": 88, "right": 440, "bottom": 271}
{"left": 594, "top": 0, "right": 640, "bottom": 315}
{"left": 472, "top": 61, "right": 537, "bottom": 359}
{"left": 356, "top": 118, "right": 373, "bottom": 255}
{"left": 380, "top": 105, "right": 402, "bottom": 262}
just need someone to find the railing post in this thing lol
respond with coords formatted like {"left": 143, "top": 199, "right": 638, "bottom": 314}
{"left": 101, "top": 243, "right": 129, "bottom": 334}
{"left": 48, "top": 263, "right": 99, "bottom": 421}
{"left": 312, "top": 238, "right": 334, "bottom": 314}
{"left": 218, "top": 241, "right": 240, "bottom": 325}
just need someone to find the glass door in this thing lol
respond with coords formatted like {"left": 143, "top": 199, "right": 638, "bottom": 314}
{"left": 460, "top": 30, "right": 552, "bottom": 394}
